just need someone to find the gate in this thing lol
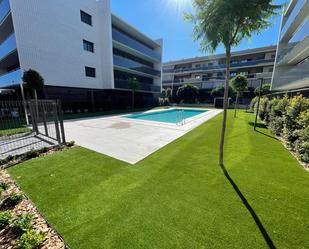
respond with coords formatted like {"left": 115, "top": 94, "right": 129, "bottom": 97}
{"left": 0, "top": 100, "right": 66, "bottom": 160}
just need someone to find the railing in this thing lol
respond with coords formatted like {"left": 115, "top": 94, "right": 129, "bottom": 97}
{"left": 112, "top": 28, "right": 161, "bottom": 62}
{"left": 114, "top": 79, "right": 161, "bottom": 92}
{"left": 163, "top": 59, "right": 275, "bottom": 73}
{"left": 113, "top": 55, "right": 161, "bottom": 77}
{"left": 0, "top": 69, "right": 21, "bottom": 88}
{"left": 0, "top": 33, "right": 16, "bottom": 61}
{"left": 0, "top": 0, "right": 10, "bottom": 25}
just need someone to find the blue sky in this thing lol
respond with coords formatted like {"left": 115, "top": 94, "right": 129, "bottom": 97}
{"left": 111, "top": 0, "right": 288, "bottom": 62}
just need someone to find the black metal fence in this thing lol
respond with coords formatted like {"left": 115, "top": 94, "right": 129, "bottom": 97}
{"left": 0, "top": 100, "right": 66, "bottom": 160}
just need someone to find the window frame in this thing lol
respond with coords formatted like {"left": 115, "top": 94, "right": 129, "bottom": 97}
{"left": 80, "top": 10, "right": 92, "bottom": 26}
{"left": 85, "top": 66, "right": 96, "bottom": 78}
{"left": 83, "top": 39, "right": 94, "bottom": 53}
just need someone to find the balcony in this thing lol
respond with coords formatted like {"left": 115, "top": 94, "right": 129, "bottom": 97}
{"left": 113, "top": 55, "right": 161, "bottom": 77}
{"left": 163, "top": 58, "right": 275, "bottom": 74}
{"left": 0, "top": 0, "right": 10, "bottom": 24}
{"left": 114, "top": 79, "right": 161, "bottom": 92}
{"left": 112, "top": 28, "right": 161, "bottom": 62}
{"left": 0, "top": 69, "right": 22, "bottom": 88}
{"left": 0, "top": 33, "right": 16, "bottom": 61}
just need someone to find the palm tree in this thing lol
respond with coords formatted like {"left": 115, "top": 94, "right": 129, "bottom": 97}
{"left": 128, "top": 77, "right": 139, "bottom": 110}
{"left": 230, "top": 75, "right": 248, "bottom": 118}
{"left": 185, "top": 0, "right": 281, "bottom": 165}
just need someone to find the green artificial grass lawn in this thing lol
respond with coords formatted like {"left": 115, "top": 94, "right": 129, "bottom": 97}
{"left": 7, "top": 111, "right": 309, "bottom": 249}
{"left": 0, "top": 127, "right": 32, "bottom": 137}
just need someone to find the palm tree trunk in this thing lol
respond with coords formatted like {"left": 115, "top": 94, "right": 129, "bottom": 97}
{"left": 234, "top": 92, "right": 239, "bottom": 118}
{"left": 219, "top": 47, "right": 231, "bottom": 166}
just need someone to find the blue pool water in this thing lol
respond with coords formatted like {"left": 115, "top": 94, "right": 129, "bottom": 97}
{"left": 126, "top": 109, "right": 208, "bottom": 124}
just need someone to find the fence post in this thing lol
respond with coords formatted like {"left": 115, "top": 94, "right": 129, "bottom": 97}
{"left": 42, "top": 101, "right": 49, "bottom": 137}
{"left": 29, "top": 100, "right": 39, "bottom": 135}
{"left": 57, "top": 100, "right": 66, "bottom": 144}
{"left": 52, "top": 102, "right": 61, "bottom": 144}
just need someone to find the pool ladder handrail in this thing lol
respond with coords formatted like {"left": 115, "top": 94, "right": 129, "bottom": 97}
{"left": 177, "top": 110, "right": 186, "bottom": 126}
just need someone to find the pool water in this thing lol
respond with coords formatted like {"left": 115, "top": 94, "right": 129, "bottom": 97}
{"left": 126, "top": 109, "right": 208, "bottom": 124}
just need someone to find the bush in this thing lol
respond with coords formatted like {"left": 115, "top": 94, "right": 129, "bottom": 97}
{"left": 249, "top": 97, "right": 258, "bottom": 112}
{"left": 1, "top": 192, "right": 24, "bottom": 209}
{"left": 294, "top": 126, "right": 309, "bottom": 163}
{"left": 10, "top": 213, "right": 33, "bottom": 235}
{"left": 66, "top": 141, "right": 75, "bottom": 147}
{"left": 24, "top": 150, "right": 40, "bottom": 160}
{"left": 269, "top": 116, "right": 285, "bottom": 136}
{"left": 255, "top": 97, "right": 269, "bottom": 121}
{"left": 0, "top": 181, "right": 9, "bottom": 191}
{"left": 15, "top": 229, "right": 45, "bottom": 249}
{"left": 254, "top": 84, "right": 271, "bottom": 96}
{"left": 0, "top": 211, "right": 12, "bottom": 229}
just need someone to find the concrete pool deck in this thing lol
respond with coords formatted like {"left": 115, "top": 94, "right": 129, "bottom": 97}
{"left": 64, "top": 108, "right": 222, "bottom": 164}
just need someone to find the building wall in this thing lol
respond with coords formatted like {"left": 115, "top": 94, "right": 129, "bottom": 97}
{"left": 10, "top": 0, "right": 114, "bottom": 90}
{"left": 272, "top": 0, "right": 309, "bottom": 91}
{"left": 163, "top": 46, "right": 276, "bottom": 91}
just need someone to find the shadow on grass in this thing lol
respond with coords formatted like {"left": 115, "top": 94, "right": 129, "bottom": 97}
{"left": 219, "top": 163, "right": 276, "bottom": 249}
{"left": 247, "top": 122, "right": 278, "bottom": 140}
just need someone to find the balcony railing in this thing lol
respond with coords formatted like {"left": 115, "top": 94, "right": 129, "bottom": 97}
{"left": 0, "top": 69, "right": 22, "bottom": 88}
{"left": 112, "top": 28, "right": 161, "bottom": 62}
{"left": 0, "top": 0, "right": 10, "bottom": 24}
{"left": 0, "top": 33, "right": 16, "bottom": 61}
{"left": 163, "top": 58, "right": 275, "bottom": 74}
{"left": 113, "top": 55, "right": 161, "bottom": 77}
{"left": 114, "top": 79, "right": 161, "bottom": 92}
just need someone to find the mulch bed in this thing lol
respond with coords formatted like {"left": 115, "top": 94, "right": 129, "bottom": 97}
{"left": 0, "top": 170, "right": 69, "bottom": 249}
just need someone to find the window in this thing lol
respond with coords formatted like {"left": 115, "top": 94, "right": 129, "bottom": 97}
{"left": 195, "top": 64, "right": 201, "bottom": 68}
{"left": 83, "top": 40, "right": 94, "bottom": 53}
{"left": 80, "top": 10, "right": 92, "bottom": 26}
{"left": 271, "top": 54, "right": 276, "bottom": 59}
{"left": 85, "top": 67, "right": 96, "bottom": 77}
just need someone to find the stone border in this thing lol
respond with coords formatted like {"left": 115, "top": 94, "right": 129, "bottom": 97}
{"left": 0, "top": 170, "right": 70, "bottom": 249}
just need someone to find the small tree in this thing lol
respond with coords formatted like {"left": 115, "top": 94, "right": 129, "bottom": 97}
{"left": 185, "top": 0, "right": 281, "bottom": 165}
{"left": 22, "top": 69, "right": 44, "bottom": 101}
{"left": 128, "top": 77, "right": 139, "bottom": 110}
{"left": 211, "top": 85, "right": 235, "bottom": 98}
{"left": 254, "top": 83, "right": 271, "bottom": 96}
{"left": 166, "top": 88, "right": 172, "bottom": 102}
{"left": 176, "top": 84, "right": 199, "bottom": 103}
{"left": 231, "top": 75, "right": 248, "bottom": 118}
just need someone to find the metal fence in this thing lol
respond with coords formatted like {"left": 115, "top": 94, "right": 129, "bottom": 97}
{"left": 0, "top": 100, "right": 66, "bottom": 160}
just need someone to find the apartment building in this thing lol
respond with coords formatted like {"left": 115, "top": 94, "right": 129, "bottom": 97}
{"left": 163, "top": 46, "right": 276, "bottom": 92}
{"left": 272, "top": 0, "right": 309, "bottom": 94}
{"left": 0, "top": 0, "right": 162, "bottom": 110}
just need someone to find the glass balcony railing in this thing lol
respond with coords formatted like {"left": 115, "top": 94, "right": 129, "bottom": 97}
{"left": 0, "top": 0, "right": 10, "bottom": 24}
{"left": 163, "top": 58, "right": 275, "bottom": 73}
{"left": 114, "top": 79, "right": 161, "bottom": 92}
{"left": 0, "top": 69, "right": 22, "bottom": 88}
{"left": 112, "top": 28, "right": 161, "bottom": 62}
{"left": 0, "top": 33, "right": 17, "bottom": 61}
{"left": 113, "top": 55, "right": 161, "bottom": 77}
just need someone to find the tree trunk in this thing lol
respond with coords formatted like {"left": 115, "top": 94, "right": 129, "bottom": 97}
{"left": 234, "top": 92, "right": 239, "bottom": 118}
{"left": 219, "top": 47, "right": 231, "bottom": 166}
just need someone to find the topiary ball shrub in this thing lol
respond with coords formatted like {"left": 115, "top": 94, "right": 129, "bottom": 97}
{"left": 0, "top": 211, "right": 12, "bottom": 229}
{"left": 1, "top": 192, "right": 24, "bottom": 210}
{"left": 15, "top": 229, "right": 45, "bottom": 249}
{"left": 10, "top": 213, "right": 33, "bottom": 236}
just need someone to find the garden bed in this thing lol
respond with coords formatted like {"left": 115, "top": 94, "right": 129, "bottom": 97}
{"left": 0, "top": 170, "right": 69, "bottom": 249}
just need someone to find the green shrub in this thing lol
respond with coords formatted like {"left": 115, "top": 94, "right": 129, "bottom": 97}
{"left": 0, "top": 181, "right": 9, "bottom": 190}
{"left": 67, "top": 141, "right": 75, "bottom": 147}
{"left": 10, "top": 213, "right": 33, "bottom": 235}
{"left": 286, "top": 95, "right": 309, "bottom": 120}
{"left": 24, "top": 150, "right": 40, "bottom": 160}
{"left": 294, "top": 127, "right": 309, "bottom": 163}
{"left": 254, "top": 84, "right": 271, "bottom": 96}
{"left": 269, "top": 116, "right": 285, "bottom": 136}
{"left": 255, "top": 97, "right": 269, "bottom": 121}
{"left": 1, "top": 192, "right": 24, "bottom": 209}
{"left": 0, "top": 211, "right": 12, "bottom": 229}
{"left": 249, "top": 97, "right": 258, "bottom": 112}
{"left": 15, "top": 229, "right": 45, "bottom": 249}
{"left": 297, "top": 110, "right": 309, "bottom": 128}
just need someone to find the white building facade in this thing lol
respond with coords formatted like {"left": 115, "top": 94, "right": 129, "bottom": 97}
{"left": 272, "top": 0, "right": 309, "bottom": 93}
{"left": 0, "top": 0, "right": 162, "bottom": 110}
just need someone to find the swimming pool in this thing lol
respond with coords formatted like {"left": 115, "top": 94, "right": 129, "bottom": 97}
{"left": 126, "top": 109, "right": 208, "bottom": 124}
